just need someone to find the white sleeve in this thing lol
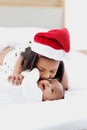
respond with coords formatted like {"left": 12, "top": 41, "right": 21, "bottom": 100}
{"left": 21, "top": 68, "right": 42, "bottom": 102}
{"left": 21, "top": 68, "right": 40, "bottom": 82}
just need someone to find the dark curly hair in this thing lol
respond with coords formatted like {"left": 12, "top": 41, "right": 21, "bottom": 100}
{"left": 21, "top": 47, "right": 64, "bottom": 82}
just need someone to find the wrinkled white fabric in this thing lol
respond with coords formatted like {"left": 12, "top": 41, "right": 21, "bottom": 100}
{"left": 21, "top": 68, "right": 42, "bottom": 102}
{"left": 2, "top": 42, "right": 31, "bottom": 74}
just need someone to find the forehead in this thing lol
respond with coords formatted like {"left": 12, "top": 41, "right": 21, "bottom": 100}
{"left": 37, "top": 56, "right": 60, "bottom": 69}
{"left": 50, "top": 79, "right": 60, "bottom": 88}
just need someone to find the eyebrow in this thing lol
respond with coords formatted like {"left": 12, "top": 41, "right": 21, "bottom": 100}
{"left": 38, "top": 66, "right": 57, "bottom": 71}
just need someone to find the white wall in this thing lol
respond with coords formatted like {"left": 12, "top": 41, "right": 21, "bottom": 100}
{"left": 0, "top": 6, "right": 63, "bottom": 29}
{"left": 65, "top": 0, "right": 87, "bottom": 50}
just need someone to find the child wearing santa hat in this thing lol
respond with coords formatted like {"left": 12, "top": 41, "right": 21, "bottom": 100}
{"left": 0, "top": 28, "right": 70, "bottom": 91}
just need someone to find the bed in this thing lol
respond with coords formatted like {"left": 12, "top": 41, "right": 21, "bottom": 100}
{"left": 0, "top": 27, "right": 87, "bottom": 130}
{"left": 0, "top": 1, "right": 87, "bottom": 130}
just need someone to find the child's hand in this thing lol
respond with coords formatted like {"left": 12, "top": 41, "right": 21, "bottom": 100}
{"left": 7, "top": 74, "right": 24, "bottom": 86}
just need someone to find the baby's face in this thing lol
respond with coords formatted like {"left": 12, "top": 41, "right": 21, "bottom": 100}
{"left": 38, "top": 79, "right": 64, "bottom": 101}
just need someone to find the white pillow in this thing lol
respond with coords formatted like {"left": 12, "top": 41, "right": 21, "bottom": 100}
{"left": 0, "top": 27, "right": 48, "bottom": 50}
{"left": 64, "top": 51, "right": 87, "bottom": 89}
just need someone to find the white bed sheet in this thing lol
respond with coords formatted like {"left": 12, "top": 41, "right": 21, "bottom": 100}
{"left": 0, "top": 51, "right": 87, "bottom": 130}
{"left": 0, "top": 27, "right": 87, "bottom": 130}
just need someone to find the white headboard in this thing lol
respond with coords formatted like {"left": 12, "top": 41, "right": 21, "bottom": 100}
{"left": 0, "top": 0, "right": 65, "bottom": 29}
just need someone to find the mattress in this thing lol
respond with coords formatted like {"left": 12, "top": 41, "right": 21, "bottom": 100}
{"left": 0, "top": 27, "right": 87, "bottom": 130}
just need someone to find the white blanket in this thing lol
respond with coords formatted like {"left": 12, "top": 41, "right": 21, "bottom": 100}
{"left": 0, "top": 51, "right": 87, "bottom": 130}
{"left": 0, "top": 27, "right": 87, "bottom": 130}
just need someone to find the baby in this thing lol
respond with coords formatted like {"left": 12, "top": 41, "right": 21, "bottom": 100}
{"left": 0, "top": 47, "right": 64, "bottom": 102}
{"left": 38, "top": 79, "right": 64, "bottom": 101}
{"left": 21, "top": 68, "right": 64, "bottom": 102}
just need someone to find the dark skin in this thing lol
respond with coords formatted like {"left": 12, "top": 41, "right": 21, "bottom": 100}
{"left": 38, "top": 79, "right": 64, "bottom": 101}
{"left": 8, "top": 55, "right": 69, "bottom": 90}
{"left": 0, "top": 46, "right": 69, "bottom": 90}
{"left": 36, "top": 56, "right": 69, "bottom": 90}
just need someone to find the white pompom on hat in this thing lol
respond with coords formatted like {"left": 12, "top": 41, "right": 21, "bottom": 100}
{"left": 31, "top": 28, "right": 70, "bottom": 61}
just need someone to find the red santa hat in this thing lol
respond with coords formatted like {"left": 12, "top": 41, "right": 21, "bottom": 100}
{"left": 31, "top": 28, "right": 70, "bottom": 61}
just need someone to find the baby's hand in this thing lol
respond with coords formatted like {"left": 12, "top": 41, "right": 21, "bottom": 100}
{"left": 7, "top": 74, "right": 24, "bottom": 86}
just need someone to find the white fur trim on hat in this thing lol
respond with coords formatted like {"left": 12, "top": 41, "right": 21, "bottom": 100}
{"left": 31, "top": 42, "right": 69, "bottom": 61}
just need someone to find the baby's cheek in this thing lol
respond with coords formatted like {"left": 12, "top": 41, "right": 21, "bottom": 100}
{"left": 42, "top": 90, "right": 51, "bottom": 101}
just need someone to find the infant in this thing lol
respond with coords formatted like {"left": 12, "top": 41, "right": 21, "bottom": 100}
{"left": 38, "top": 78, "right": 64, "bottom": 101}
{"left": 21, "top": 68, "right": 64, "bottom": 102}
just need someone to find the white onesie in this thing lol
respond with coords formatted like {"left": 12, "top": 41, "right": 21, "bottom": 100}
{"left": 21, "top": 68, "right": 42, "bottom": 102}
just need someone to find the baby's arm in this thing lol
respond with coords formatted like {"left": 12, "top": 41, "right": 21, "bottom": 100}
{"left": 21, "top": 68, "right": 42, "bottom": 102}
{"left": 8, "top": 55, "right": 24, "bottom": 85}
